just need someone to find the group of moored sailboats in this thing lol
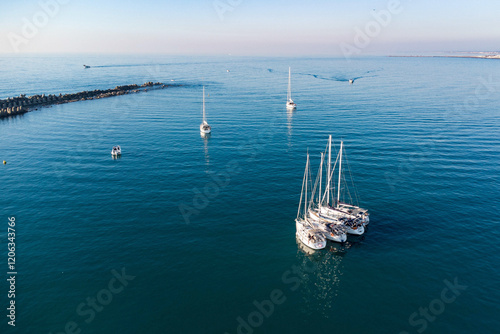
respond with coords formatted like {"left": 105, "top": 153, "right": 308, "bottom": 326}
{"left": 197, "top": 69, "right": 368, "bottom": 251}
{"left": 296, "top": 135, "right": 370, "bottom": 250}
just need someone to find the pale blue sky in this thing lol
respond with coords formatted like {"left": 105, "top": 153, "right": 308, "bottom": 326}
{"left": 0, "top": 0, "right": 499, "bottom": 55}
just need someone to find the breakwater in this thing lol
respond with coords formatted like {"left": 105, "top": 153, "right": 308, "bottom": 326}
{"left": 0, "top": 82, "right": 177, "bottom": 119}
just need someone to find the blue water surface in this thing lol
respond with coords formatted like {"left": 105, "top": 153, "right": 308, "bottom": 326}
{"left": 0, "top": 55, "right": 499, "bottom": 334}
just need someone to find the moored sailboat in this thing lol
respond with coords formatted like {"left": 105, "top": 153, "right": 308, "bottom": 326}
{"left": 306, "top": 151, "right": 348, "bottom": 242}
{"left": 286, "top": 67, "right": 297, "bottom": 110}
{"left": 200, "top": 86, "right": 211, "bottom": 135}
{"left": 319, "top": 136, "right": 369, "bottom": 229}
{"left": 111, "top": 145, "right": 121, "bottom": 156}
{"left": 295, "top": 152, "right": 326, "bottom": 250}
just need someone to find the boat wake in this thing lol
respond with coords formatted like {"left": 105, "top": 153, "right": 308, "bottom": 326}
{"left": 89, "top": 61, "right": 216, "bottom": 68}
{"left": 297, "top": 69, "right": 379, "bottom": 83}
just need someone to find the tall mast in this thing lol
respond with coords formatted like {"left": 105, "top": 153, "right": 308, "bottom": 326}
{"left": 287, "top": 67, "right": 292, "bottom": 101}
{"left": 326, "top": 135, "right": 332, "bottom": 205}
{"left": 319, "top": 152, "right": 324, "bottom": 204}
{"left": 202, "top": 86, "right": 206, "bottom": 123}
{"left": 337, "top": 140, "right": 343, "bottom": 207}
{"left": 305, "top": 152, "right": 309, "bottom": 213}
{"left": 297, "top": 152, "right": 308, "bottom": 219}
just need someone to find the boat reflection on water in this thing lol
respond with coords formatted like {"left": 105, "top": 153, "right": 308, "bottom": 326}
{"left": 111, "top": 154, "right": 122, "bottom": 160}
{"left": 201, "top": 132, "right": 210, "bottom": 170}
{"left": 286, "top": 108, "right": 294, "bottom": 143}
{"left": 296, "top": 235, "right": 349, "bottom": 257}
{"left": 295, "top": 237, "right": 350, "bottom": 318}
{"left": 295, "top": 235, "right": 318, "bottom": 256}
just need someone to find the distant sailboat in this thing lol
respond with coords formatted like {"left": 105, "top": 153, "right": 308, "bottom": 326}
{"left": 111, "top": 145, "right": 121, "bottom": 156}
{"left": 200, "top": 86, "right": 211, "bottom": 135}
{"left": 286, "top": 67, "right": 297, "bottom": 110}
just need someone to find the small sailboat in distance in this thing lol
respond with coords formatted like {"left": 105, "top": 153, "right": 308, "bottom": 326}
{"left": 111, "top": 145, "right": 121, "bottom": 156}
{"left": 286, "top": 67, "right": 297, "bottom": 110}
{"left": 200, "top": 86, "right": 211, "bottom": 135}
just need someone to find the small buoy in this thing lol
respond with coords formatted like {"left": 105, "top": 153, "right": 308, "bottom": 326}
{"left": 3, "top": 161, "right": 6, "bottom": 164}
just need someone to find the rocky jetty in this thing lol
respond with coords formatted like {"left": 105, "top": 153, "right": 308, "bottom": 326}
{"left": 0, "top": 82, "right": 176, "bottom": 119}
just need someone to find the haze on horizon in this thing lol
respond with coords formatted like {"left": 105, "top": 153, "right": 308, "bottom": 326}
{"left": 0, "top": 0, "right": 499, "bottom": 56}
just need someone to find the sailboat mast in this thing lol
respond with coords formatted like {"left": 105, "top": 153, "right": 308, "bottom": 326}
{"left": 202, "top": 86, "right": 206, "bottom": 122}
{"left": 319, "top": 152, "right": 324, "bottom": 204}
{"left": 297, "top": 154, "right": 308, "bottom": 219}
{"left": 305, "top": 153, "right": 309, "bottom": 214}
{"left": 337, "top": 140, "right": 343, "bottom": 207}
{"left": 326, "top": 135, "right": 332, "bottom": 205}
{"left": 287, "top": 67, "right": 292, "bottom": 101}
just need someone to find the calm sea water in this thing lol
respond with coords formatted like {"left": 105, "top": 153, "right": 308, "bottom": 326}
{"left": 0, "top": 55, "right": 499, "bottom": 334}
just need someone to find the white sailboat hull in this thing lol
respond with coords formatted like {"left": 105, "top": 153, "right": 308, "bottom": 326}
{"left": 200, "top": 122, "right": 211, "bottom": 134}
{"left": 307, "top": 210, "right": 348, "bottom": 241}
{"left": 286, "top": 101, "right": 296, "bottom": 109}
{"left": 295, "top": 219, "right": 326, "bottom": 250}
{"left": 111, "top": 146, "right": 121, "bottom": 156}
{"left": 346, "top": 224, "right": 364, "bottom": 235}
{"left": 320, "top": 205, "right": 369, "bottom": 227}
{"left": 337, "top": 204, "right": 369, "bottom": 225}
{"left": 311, "top": 208, "right": 365, "bottom": 235}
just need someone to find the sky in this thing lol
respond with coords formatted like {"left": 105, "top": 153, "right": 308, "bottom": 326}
{"left": 0, "top": 0, "right": 499, "bottom": 55}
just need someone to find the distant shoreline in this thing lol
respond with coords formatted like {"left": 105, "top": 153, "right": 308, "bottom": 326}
{"left": 388, "top": 55, "right": 500, "bottom": 60}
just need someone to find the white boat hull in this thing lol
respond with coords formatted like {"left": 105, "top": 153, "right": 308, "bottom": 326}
{"left": 320, "top": 205, "right": 369, "bottom": 227}
{"left": 286, "top": 102, "right": 296, "bottom": 109}
{"left": 328, "top": 232, "right": 346, "bottom": 243}
{"left": 307, "top": 211, "right": 347, "bottom": 242}
{"left": 111, "top": 146, "right": 121, "bottom": 156}
{"left": 295, "top": 219, "right": 326, "bottom": 250}
{"left": 346, "top": 224, "right": 364, "bottom": 235}
{"left": 200, "top": 123, "right": 211, "bottom": 134}
{"left": 308, "top": 209, "right": 360, "bottom": 237}
{"left": 318, "top": 224, "right": 347, "bottom": 242}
